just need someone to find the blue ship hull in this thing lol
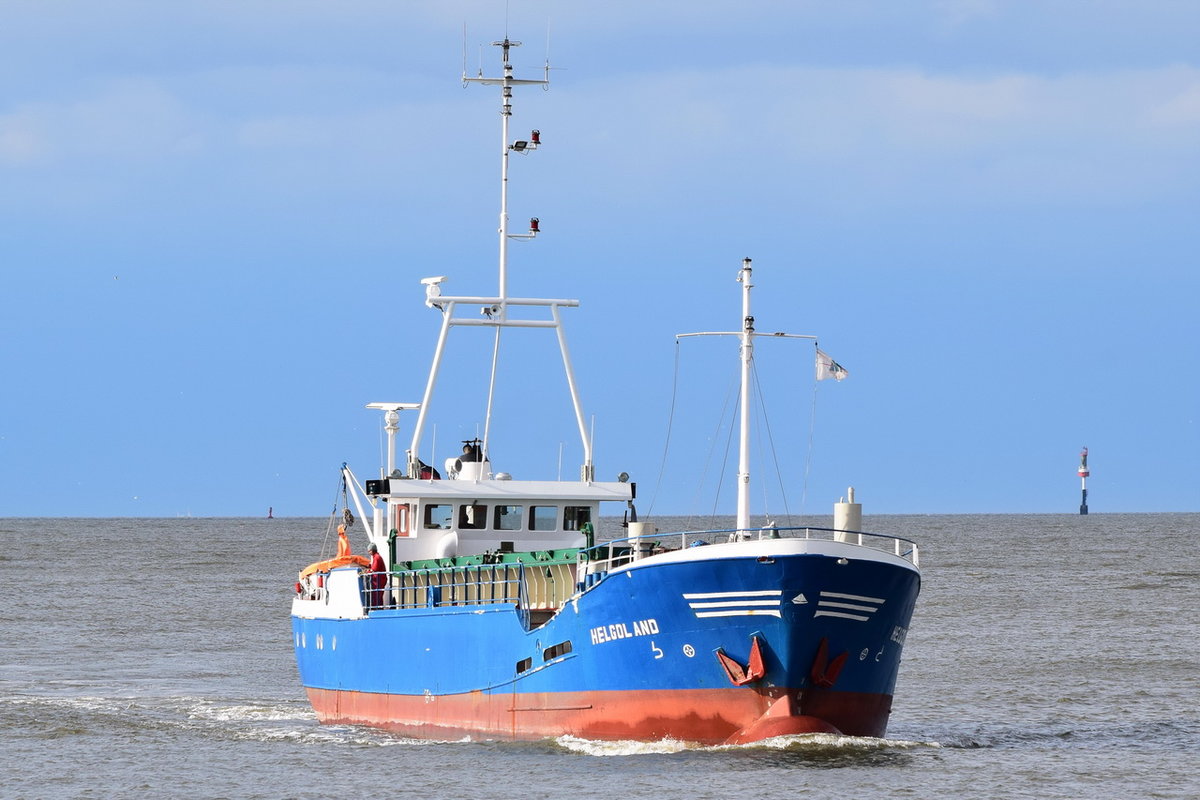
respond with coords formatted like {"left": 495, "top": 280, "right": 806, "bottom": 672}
{"left": 293, "top": 542, "right": 920, "bottom": 743}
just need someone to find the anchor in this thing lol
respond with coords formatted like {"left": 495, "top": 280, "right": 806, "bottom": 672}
{"left": 714, "top": 634, "right": 767, "bottom": 686}
{"left": 809, "top": 637, "right": 848, "bottom": 688}
{"left": 718, "top": 633, "right": 848, "bottom": 744}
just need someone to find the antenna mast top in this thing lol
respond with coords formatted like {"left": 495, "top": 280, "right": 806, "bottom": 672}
{"left": 461, "top": 36, "right": 549, "bottom": 300}
{"left": 409, "top": 32, "right": 594, "bottom": 481}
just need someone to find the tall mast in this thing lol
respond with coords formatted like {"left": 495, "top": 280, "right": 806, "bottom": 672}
{"left": 736, "top": 259, "right": 754, "bottom": 532}
{"left": 677, "top": 260, "right": 817, "bottom": 534}
{"left": 497, "top": 38, "right": 516, "bottom": 300}
{"left": 465, "top": 38, "right": 547, "bottom": 301}
{"left": 403, "top": 39, "right": 597, "bottom": 481}
{"left": 472, "top": 39, "right": 545, "bottom": 460}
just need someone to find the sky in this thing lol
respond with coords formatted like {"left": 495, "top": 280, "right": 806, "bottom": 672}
{"left": 2, "top": 1, "right": 1198, "bottom": 518}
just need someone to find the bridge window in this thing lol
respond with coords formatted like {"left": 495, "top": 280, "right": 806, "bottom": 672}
{"left": 458, "top": 503, "right": 487, "bottom": 530}
{"left": 564, "top": 505, "right": 592, "bottom": 531}
{"left": 423, "top": 504, "right": 452, "bottom": 529}
{"left": 494, "top": 505, "right": 523, "bottom": 531}
{"left": 529, "top": 505, "right": 557, "bottom": 531}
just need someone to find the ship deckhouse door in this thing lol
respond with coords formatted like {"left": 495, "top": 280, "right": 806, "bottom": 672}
{"left": 393, "top": 502, "right": 414, "bottom": 538}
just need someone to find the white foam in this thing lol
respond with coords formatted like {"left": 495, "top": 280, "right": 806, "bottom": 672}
{"left": 715, "top": 732, "right": 942, "bottom": 750}
{"left": 182, "top": 699, "right": 312, "bottom": 724}
{"left": 3, "top": 694, "right": 129, "bottom": 714}
{"left": 554, "top": 732, "right": 941, "bottom": 756}
{"left": 555, "top": 735, "right": 699, "bottom": 756}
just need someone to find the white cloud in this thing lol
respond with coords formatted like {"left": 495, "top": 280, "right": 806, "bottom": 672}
{"left": 0, "top": 113, "right": 45, "bottom": 165}
{"left": 933, "top": 0, "right": 999, "bottom": 30}
{"left": 1149, "top": 70, "right": 1200, "bottom": 127}
{"left": 560, "top": 64, "right": 1200, "bottom": 209}
{"left": 4, "top": 55, "right": 1199, "bottom": 218}
{"left": 0, "top": 79, "right": 200, "bottom": 165}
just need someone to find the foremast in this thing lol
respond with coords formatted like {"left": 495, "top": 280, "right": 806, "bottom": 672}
{"left": 399, "top": 38, "right": 595, "bottom": 483}
{"left": 679, "top": 259, "right": 817, "bottom": 534}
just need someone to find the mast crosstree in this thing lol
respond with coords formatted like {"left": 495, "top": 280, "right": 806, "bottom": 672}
{"left": 677, "top": 258, "right": 817, "bottom": 534}
{"left": 401, "top": 39, "right": 595, "bottom": 483}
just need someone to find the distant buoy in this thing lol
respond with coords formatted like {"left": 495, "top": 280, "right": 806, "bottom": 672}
{"left": 1077, "top": 448, "right": 1089, "bottom": 515}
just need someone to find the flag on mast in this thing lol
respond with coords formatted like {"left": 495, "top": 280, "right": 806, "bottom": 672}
{"left": 815, "top": 348, "right": 848, "bottom": 382}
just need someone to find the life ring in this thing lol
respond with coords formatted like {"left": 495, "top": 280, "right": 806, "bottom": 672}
{"left": 299, "top": 554, "right": 370, "bottom": 579}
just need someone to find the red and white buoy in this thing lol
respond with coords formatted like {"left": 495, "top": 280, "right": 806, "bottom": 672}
{"left": 1078, "top": 447, "right": 1089, "bottom": 515}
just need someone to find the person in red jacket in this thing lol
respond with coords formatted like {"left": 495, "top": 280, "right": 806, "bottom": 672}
{"left": 367, "top": 543, "right": 387, "bottom": 608}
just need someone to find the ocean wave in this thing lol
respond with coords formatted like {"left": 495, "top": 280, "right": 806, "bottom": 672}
{"left": 553, "top": 732, "right": 940, "bottom": 757}
{"left": 180, "top": 697, "right": 313, "bottom": 724}
{"left": 554, "top": 735, "right": 697, "bottom": 756}
{"left": 923, "top": 719, "right": 1200, "bottom": 750}
{"left": 719, "top": 732, "right": 941, "bottom": 751}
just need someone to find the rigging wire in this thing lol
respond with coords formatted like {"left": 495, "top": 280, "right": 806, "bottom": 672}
{"left": 645, "top": 339, "right": 683, "bottom": 518}
{"left": 665, "top": 336, "right": 815, "bottom": 527}
{"left": 710, "top": 387, "right": 739, "bottom": 528}
{"left": 322, "top": 472, "right": 343, "bottom": 557}
{"left": 689, "top": 363, "right": 739, "bottom": 529}
{"left": 482, "top": 325, "right": 502, "bottom": 459}
{"left": 765, "top": 362, "right": 794, "bottom": 522}
{"left": 750, "top": 358, "right": 794, "bottom": 526}
{"left": 799, "top": 342, "right": 822, "bottom": 514}
{"left": 748, "top": 362, "right": 768, "bottom": 522}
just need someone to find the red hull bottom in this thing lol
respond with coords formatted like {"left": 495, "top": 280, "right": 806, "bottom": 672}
{"left": 306, "top": 686, "right": 893, "bottom": 745}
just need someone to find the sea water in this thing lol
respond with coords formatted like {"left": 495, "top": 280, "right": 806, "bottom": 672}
{"left": 2, "top": 514, "right": 1197, "bottom": 799}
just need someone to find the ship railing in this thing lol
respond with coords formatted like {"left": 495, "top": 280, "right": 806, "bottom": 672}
{"left": 358, "top": 566, "right": 521, "bottom": 611}
{"left": 579, "top": 525, "right": 920, "bottom": 578}
{"left": 358, "top": 560, "right": 578, "bottom": 616}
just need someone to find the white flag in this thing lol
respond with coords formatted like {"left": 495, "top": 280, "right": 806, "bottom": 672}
{"left": 815, "top": 348, "right": 848, "bottom": 381}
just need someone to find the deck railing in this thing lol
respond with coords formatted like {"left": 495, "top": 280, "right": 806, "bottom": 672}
{"left": 357, "top": 564, "right": 522, "bottom": 611}
{"left": 580, "top": 525, "right": 920, "bottom": 578}
{"left": 340, "top": 525, "right": 917, "bottom": 616}
{"left": 358, "top": 559, "right": 579, "bottom": 615}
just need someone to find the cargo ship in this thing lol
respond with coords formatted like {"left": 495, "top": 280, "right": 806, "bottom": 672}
{"left": 291, "top": 38, "right": 921, "bottom": 744}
